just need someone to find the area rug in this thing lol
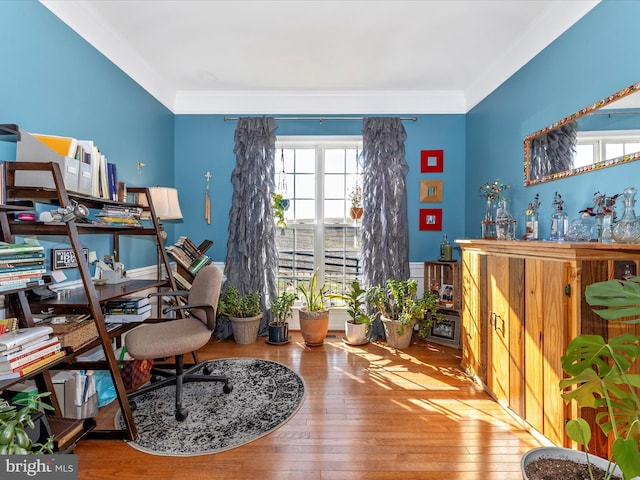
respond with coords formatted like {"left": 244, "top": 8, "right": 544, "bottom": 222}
{"left": 115, "top": 357, "right": 305, "bottom": 456}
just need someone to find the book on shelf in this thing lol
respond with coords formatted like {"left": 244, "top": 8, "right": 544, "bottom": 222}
{"left": 0, "top": 265, "right": 46, "bottom": 276}
{"left": 0, "top": 341, "right": 61, "bottom": 373}
{"left": 189, "top": 255, "right": 212, "bottom": 274}
{"left": 173, "top": 270, "right": 192, "bottom": 290}
{"left": 0, "top": 326, "right": 54, "bottom": 352}
{"left": 0, "top": 336, "right": 60, "bottom": 363}
{"left": 0, "top": 279, "right": 45, "bottom": 293}
{"left": 0, "top": 317, "right": 17, "bottom": 335}
{"left": 0, "top": 334, "right": 50, "bottom": 357}
{"left": 105, "top": 296, "right": 150, "bottom": 310}
{"left": 46, "top": 415, "right": 86, "bottom": 450}
{"left": 107, "top": 162, "right": 118, "bottom": 201}
{"left": 31, "top": 133, "right": 78, "bottom": 158}
{"left": 104, "top": 304, "right": 152, "bottom": 323}
{"left": 0, "top": 350, "right": 66, "bottom": 381}
{"left": 0, "top": 243, "right": 44, "bottom": 255}
{"left": 0, "top": 252, "right": 45, "bottom": 262}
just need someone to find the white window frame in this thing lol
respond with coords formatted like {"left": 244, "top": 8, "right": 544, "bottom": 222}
{"left": 275, "top": 135, "right": 363, "bottom": 296}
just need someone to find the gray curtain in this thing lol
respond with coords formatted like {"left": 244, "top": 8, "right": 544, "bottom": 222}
{"left": 360, "top": 117, "right": 410, "bottom": 339}
{"left": 530, "top": 121, "right": 578, "bottom": 179}
{"left": 217, "top": 117, "right": 279, "bottom": 339}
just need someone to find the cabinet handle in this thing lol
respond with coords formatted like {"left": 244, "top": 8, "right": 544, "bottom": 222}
{"left": 565, "top": 284, "right": 571, "bottom": 297}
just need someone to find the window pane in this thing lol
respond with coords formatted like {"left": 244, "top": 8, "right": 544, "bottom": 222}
{"left": 345, "top": 149, "right": 360, "bottom": 174}
{"left": 295, "top": 149, "right": 316, "bottom": 173}
{"left": 324, "top": 199, "right": 345, "bottom": 221}
{"left": 293, "top": 199, "right": 315, "bottom": 222}
{"left": 574, "top": 144, "right": 594, "bottom": 168}
{"left": 324, "top": 174, "right": 345, "bottom": 199}
{"left": 324, "top": 226, "right": 361, "bottom": 296}
{"left": 606, "top": 143, "right": 624, "bottom": 159}
{"left": 625, "top": 142, "right": 640, "bottom": 154}
{"left": 325, "top": 149, "right": 345, "bottom": 173}
{"left": 295, "top": 174, "right": 315, "bottom": 199}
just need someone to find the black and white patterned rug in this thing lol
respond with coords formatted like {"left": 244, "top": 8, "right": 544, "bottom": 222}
{"left": 115, "top": 357, "right": 305, "bottom": 456}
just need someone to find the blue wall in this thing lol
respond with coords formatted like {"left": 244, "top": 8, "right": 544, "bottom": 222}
{"left": 0, "top": 1, "right": 175, "bottom": 272}
{"left": 174, "top": 114, "right": 465, "bottom": 263}
{"left": 4, "top": 0, "right": 640, "bottom": 276}
{"left": 466, "top": 0, "right": 640, "bottom": 240}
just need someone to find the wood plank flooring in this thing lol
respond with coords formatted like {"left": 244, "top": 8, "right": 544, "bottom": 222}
{"left": 74, "top": 332, "right": 543, "bottom": 479}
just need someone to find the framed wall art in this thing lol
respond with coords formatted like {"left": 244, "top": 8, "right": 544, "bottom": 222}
{"left": 420, "top": 149, "right": 444, "bottom": 173}
{"left": 419, "top": 208, "right": 442, "bottom": 231}
{"left": 420, "top": 180, "right": 443, "bottom": 202}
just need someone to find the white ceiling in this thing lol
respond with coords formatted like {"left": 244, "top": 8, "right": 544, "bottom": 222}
{"left": 40, "top": 0, "right": 599, "bottom": 114}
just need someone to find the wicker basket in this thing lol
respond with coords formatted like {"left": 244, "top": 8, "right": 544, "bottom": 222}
{"left": 118, "top": 359, "right": 153, "bottom": 392}
{"left": 47, "top": 315, "right": 98, "bottom": 351}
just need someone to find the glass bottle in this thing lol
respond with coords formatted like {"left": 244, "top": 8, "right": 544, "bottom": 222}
{"left": 481, "top": 198, "right": 496, "bottom": 239}
{"left": 612, "top": 187, "right": 640, "bottom": 243}
{"left": 439, "top": 233, "right": 449, "bottom": 260}
{"left": 550, "top": 192, "right": 568, "bottom": 241}
{"left": 524, "top": 193, "right": 540, "bottom": 241}
{"left": 495, "top": 198, "right": 515, "bottom": 240}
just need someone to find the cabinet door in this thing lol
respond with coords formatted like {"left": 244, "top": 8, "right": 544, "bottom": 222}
{"left": 461, "top": 250, "right": 484, "bottom": 379}
{"left": 525, "top": 258, "right": 568, "bottom": 446}
{"left": 487, "top": 255, "right": 510, "bottom": 404}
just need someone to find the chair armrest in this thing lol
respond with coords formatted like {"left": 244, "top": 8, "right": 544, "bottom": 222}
{"left": 148, "top": 290, "right": 190, "bottom": 299}
{"left": 162, "top": 303, "right": 215, "bottom": 325}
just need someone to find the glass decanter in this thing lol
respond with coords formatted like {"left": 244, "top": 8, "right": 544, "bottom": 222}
{"left": 495, "top": 198, "right": 515, "bottom": 240}
{"left": 481, "top": 198, "right": 497, "bottom": 239}
{"left": 612, "top": 187, "right": 640, "bottom": 243}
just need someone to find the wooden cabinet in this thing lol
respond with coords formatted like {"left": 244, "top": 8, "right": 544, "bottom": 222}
{"left": 457, "top": 239, "right": 640, "bottom": 456}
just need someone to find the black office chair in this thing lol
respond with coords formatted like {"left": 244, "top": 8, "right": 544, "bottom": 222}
{"left": 125, "top": 264, "right": 232, "bottom": 421}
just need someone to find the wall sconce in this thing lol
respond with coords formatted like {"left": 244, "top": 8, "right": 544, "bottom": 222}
{"left": 137, "top": 161, "right": 145, "bottom": 175}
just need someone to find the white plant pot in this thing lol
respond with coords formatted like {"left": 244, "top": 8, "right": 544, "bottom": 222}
{"left": 344, "top": 321, "right": 368, "bottom": 345}
{"left": 521, "top": 447, "right": 625, "bottom": 480}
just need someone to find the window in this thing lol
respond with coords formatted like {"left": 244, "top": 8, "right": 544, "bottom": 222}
{"left": 274, "top": 137, "right": 363, "bottom": 299}
{"left": 576, "top": 130, "right": 640, "bottom": 167}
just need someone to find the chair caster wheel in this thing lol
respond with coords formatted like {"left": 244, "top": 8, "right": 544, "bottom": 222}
{"left": 129, "top": 401, "right": 137, "bottom": 411}
{"left": 175, "top": 408, "right": 189, "bottom": 421}
{"left": 150, "top": 374, "right": 161, "bottom": 383}
{"left": 202, "top": 365, "right": 212, "bottom": 375}
{"left": 223, "top": 384, "right": 233, "bottom": 394}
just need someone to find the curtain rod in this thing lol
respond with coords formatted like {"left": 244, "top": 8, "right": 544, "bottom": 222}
{"left": 223, "top": 116, "right": 417, "bottom": 122}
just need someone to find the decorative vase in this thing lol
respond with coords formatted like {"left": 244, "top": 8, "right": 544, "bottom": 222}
{"left": 481, "top": 198, "right": 496, "bottom": 239}
{"left": 598, "top": 213, "right": 613, "bottom": 243}
{"left": 380, "top": 315, "right": 414, "bottom": 349}
{"left": 267, "top": 322, "right": 289, "bottom": 344}
{"left": 229, "top": 313, "right": 263, "bottom": 345}
{"left": 298, "top": 309, "right": 329, "bottom": 346}
{"left": 612, "top": 186, "right": 640, "bottom": 243}
{"left": 495, "top": 198, "right": 515, "bottom": 240}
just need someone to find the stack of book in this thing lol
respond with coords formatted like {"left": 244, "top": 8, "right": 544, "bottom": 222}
{"left": 0, "top": 243, "right": 46, "bottom": 292}
{"left": 166, "top": 237, "right": 212, "bottom": 276}
{"left": 93, "top": 205, "right": 142, "bottom": 227}
{"left": 0, "top": 326, "right": 65, "bottom": 381}
{"left": 104, "top": 297, "right": 152, "bottom": 323}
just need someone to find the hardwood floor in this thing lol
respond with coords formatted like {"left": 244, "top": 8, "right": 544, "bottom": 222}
{"left": 74, "top": 331, "right": 543, "bottom": 479}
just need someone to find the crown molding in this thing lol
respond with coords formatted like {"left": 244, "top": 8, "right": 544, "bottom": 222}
{"left": 173, "top": 90, "right": 467, "bottom": 115}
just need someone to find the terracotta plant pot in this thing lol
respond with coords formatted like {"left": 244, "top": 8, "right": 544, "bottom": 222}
{"left": 298, "top": 309, "right": 329, "bottom": 346}
{"left": 350, "top": 207, "right": 363, "bottom": 219}
{"left": 229, "top": 313, "right": 263, "bottom": 345}
{"left": 380, "top": 315, "right": 414, "bottom": 349}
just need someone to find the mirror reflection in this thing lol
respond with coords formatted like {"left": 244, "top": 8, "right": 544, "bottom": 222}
{"left": 524, "top": 81, "right": 640, "bottom": 186}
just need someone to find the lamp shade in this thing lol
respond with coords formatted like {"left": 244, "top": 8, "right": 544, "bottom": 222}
{"left": 148, "top": 187, "right": 183, "bottom": 220}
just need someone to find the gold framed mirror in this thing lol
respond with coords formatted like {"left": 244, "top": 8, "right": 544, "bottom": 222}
{"left": 524, "top": 81, "right": 640, "bottom": 186}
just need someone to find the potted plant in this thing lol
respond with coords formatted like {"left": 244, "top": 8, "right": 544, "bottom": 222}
{"left": 348, "top": 185, "right": 363, "bottom": 220}
{"left": 0, "top": 392, "right": 54, "bottom": 454}
{"left": 338, "top": 280, "right": 371, "bottom": 345}
{"left": 367, "top": 278, "right": 442, "bottom": 349}
{"left": 298, "top": 272, "right": 330, "bottom": 346}
{"left": 522, "top": 277, "right": 640, "bottom": 480}
{"left": 218, "top": 286, "right": 263, "bottom": 345}
{"left": 271, "top": 192, "right": 288, "bottom": 228}
{"left": 268, "top": 290, "right": 297, "bottom": 344}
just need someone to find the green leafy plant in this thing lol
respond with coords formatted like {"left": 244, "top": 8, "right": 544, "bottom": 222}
{"left": 270, "top": 291, "right": 297, "bottom": 324}
{"left": 218, "top": 286, "right": 262, "bottom": 318}
{"left": 334, "top": 280, "right": 371, "bottom": 326}
{"left": 298, "top": 272, "right": 327, "bottom": 312}
{"left": 271, "top": 192, "right": 288, "bottom": 228}
{"left": 367, "top": 278, "right": 442, "bottom": 336}
{"left": 0, "top": 392, "right": 54, "bottom": 454}
{"left": 559, "top": 277, "right": 640, "bottom": 480}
